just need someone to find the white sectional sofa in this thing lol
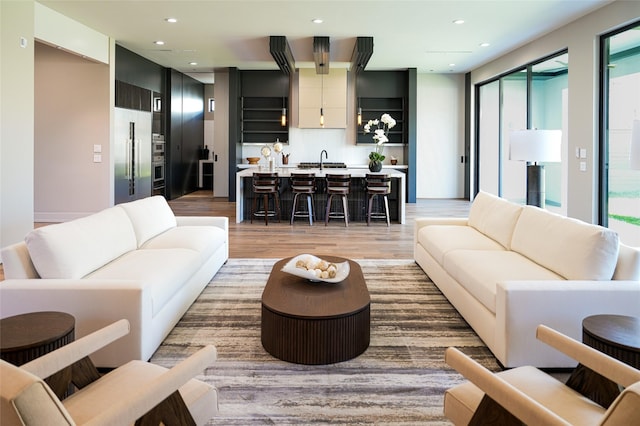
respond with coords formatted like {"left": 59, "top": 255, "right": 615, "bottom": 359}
{"left": 0, "top": 196, "right": 228, "bottom": 368}
{"left": 414, "top": 191, "right": 640, "bottom": 368}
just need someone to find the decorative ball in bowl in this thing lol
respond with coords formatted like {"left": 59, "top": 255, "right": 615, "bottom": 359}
{"left": 246, "top": 157, "right": 260, "bottom": 164}
{"left": 281, "top": 254, "right": 350, "bottom": 283}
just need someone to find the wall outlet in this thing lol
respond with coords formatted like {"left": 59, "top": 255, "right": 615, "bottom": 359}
{"left": 93, "top": 154, "right": 102, "bottom": 163}
{"left": 580, "top": 161, "right": 587, "bottom": 172}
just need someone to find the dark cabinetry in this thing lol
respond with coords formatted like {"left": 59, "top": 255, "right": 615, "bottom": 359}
{"left": 239, "top": 71, "right": 289, "bottom": 145}
{"left": 356, "top": 71, "right": 408, "bottom": 145}
{"left": 115, "top": 80, "right": 152, "bottom": 112}
{"left": 241, "top": 97, "right": 288, "bottom": 143}
{"left": 356, "top": 97, "right": 405, "bottom": 144}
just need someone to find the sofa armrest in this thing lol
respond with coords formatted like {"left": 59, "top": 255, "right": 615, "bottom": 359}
{"left": 176, "top": 216, "right": 228, "bottom": 231}
{"left": 414, "top": 217, "right": 468, "bottom": 246}
{"left": 495, "top": 280, "right": 640, "bottom": 367}
{"left": 0, "top": 279, "right": 151, "bottom": 367}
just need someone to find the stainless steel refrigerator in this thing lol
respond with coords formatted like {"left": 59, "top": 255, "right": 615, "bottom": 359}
{"left": 115, "top": 107, "right": 152, "bottom": 204}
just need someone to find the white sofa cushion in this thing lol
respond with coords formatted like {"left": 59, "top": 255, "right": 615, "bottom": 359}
{"left": 85, "top": 248, "right": 201, "bottom": 317}
{"left": 417, "top": 225, "right": 505, "bottom": 266}
{"left": 118, "top": 196, "right": 177, "bottom": 247}
{"left": 613, "top": 243, "right": 640, "bottom": 281}
{"left": 141, "top": 226, "right": 226, "bottom": 263}
{"left": 511, "top": 206, "right": 620, "bottom": 280}
{"left": 444, "top": 250, "right": 564, "bottom": 313}
{"left": 25, "top": 207, "right": 137, "bottom": 279}
{"left": 468, "top": 191, "right": 523, "bottom": 249}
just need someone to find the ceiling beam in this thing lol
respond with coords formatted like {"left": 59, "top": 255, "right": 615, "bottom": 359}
{"left": 313, "top": 36, "right": 330, "bottom": 74}
{"left": 270, "top": 36, "right": 295, "bottom": 75}
{"left": 350, "top": 37, "right": 374, "bottom": 73}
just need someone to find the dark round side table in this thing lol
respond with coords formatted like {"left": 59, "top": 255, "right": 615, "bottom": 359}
{"left": 582, "top": 314, "right": 640, "bottom": 369}
{"left": 0, "top": 311, "right": 75, "bottom": 398}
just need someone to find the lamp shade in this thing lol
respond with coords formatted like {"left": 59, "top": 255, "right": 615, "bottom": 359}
{"left": 509, "top": 129, "right": 562, "bottom": 162}
{"left": 630, "top": 120, "right": 640, "bottom": 170}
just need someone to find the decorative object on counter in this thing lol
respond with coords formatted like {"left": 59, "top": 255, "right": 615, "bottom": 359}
{"left": 247, "top": 157, "right": 260, "bottom": 164}
{"left": 282, "top": 153, "right": 290, "bottom": 165}
{"left": 390, "top": 156, "right": 398, "bottom": 165}
{"left": 261, "top": 144, "right": 272, "bottom": 169}
{"left": 364, "top": 113, "right": 396, "bottom": 172}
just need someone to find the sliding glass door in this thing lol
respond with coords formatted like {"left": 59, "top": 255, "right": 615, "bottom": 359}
{"left": 601, "top": 23, "right": 640, "bottom": 246}
{"left": 475, "top": 51, "right": 567, "bottom": 212}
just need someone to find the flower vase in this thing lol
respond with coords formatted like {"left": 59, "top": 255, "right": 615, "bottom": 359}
{"left": 368, "top": 160, "right": 383, "bottom": 172}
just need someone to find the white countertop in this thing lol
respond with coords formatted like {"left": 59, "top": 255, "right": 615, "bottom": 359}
{"left": 237, "top": 164, "right": 408, "bottom": 170}
{"left": 236, "top": 167, "right": 406, "bottom": 178}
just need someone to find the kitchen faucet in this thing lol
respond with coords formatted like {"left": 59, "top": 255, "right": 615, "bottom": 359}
{"left": 320, "top": 150, "right": 328, "bottom": 170}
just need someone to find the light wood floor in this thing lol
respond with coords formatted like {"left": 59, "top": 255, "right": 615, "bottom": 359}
{"left": 0, "top": 192, "right": 471, "bottom": 280}
{"left": 169, "top": 191, "right": 471, "bottom": 259}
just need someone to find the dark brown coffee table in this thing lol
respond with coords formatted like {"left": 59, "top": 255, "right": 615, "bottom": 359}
{"left": 261, "top": 256, "right": 370, "bottom": 365}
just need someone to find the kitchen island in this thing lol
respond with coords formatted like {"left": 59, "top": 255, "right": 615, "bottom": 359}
{"left": 236, "top": 167, "right": 406, "bottom": 224}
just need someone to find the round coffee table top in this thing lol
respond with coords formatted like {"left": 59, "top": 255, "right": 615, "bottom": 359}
{"left": 0, "top": 311, "right": 75, "bottom": 352}
{"left": 582, "top": 314, "right": 640, "bottom": 353}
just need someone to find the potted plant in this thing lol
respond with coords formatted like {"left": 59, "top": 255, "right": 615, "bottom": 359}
{"left": 363, "top": 113, "right": 396, "bottom": 172}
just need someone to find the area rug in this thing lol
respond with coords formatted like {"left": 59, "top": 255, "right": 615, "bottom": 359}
{"left": 151, "top": 259, "right": 501, "bottom": 425}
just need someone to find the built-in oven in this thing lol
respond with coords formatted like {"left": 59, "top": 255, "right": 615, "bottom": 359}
{"left": 152, "top": 134, "right": 165, "bottom": 196}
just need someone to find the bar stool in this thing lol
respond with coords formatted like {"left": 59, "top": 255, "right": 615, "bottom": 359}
{"left": 290, "top": 172, "right": 316, "bottom": 225}
{"left": 365, "top": 173, "right": 391, "bottom": 226}
{"left": 325, "top": 173, "right": 351, "bottom": 226}
{"left": 251, "top": 172, "right": 280, "bottom": 225}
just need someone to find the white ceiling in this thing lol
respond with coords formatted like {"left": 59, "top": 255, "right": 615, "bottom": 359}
{"left": 39, "top": 0, "right": 611, "bottom": 84}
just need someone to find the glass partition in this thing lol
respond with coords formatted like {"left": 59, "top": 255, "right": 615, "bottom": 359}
{"left": 601, "top": 23, "right": 640, "bottom": 245}
{"left": 476, "top": 51, "right": 567, "bottom": 209}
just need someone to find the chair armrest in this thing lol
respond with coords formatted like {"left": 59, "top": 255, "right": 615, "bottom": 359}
{"left": 21, "top": 320, "right": 130, "bottom": 379}
{"left": 445, "top": 347, "right": 570, "bottom": 425}
{"left": 86, "top": 345, "right": 217, "bottom": 426}
{"left": 537, "top": 325, "right": 640, "bottom": 388}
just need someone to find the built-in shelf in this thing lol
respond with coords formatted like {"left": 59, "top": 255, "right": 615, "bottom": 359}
{"left": 241, "top": 97, "right": 288, "bottom": 144}
{"left": 356, "top": 97, "right": 405, "bottom": 145}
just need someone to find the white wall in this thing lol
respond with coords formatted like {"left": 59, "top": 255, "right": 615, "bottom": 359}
{"left": 470, "top": 0, "right": 640, "bottom": 222}
{"left": 416, "top": 73, "right": 465, "bottom": 198}
{"left": 34, "top": 42, "right": 111, "bottom": 221}
{"left": 1, "top": 0, "right": 35, "bottom": 254}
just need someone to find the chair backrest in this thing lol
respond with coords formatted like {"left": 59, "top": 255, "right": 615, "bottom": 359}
{"left": 366, "top": 173, "right": 391, "bottom": 194}
{"left": 253, "top": 172, "right": 279, "bottom": 192}
{"left": 326, "top": 174, "right": 351, "bottom": 194}
{"left": 0, "top": 360, "right": 74, "bottom": 426}
{"left": 290, "top": 172, "right": 316, "bottom": 189}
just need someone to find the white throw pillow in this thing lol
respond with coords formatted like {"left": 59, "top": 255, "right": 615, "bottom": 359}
{"left": 468, "top": 191, "right": 523, "bottom": 249}
{"left": 25, "top": 207, "right": 137, "bottom": 279}
{"left": 511, "top": 206, "right": 620, "bottom": 280}
{"left": 117, "top": 195, "right": 177, "bottom": 247}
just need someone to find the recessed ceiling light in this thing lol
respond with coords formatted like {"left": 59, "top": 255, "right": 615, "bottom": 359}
{"left": 165, "top": 18, "right": 177, "bottom": 23}
{"left": 449, "top": 63, "right": 456, "bottom": 67}
{"left": 312, "top": 18, "right": 323, "bottom": 24}
{"left": 154, "top": 40, "right": 165, "bottom": 45}
{"left": 480, "top": 42, "right": 490, "bottom": 47}
{"left": 189, "top": 62, "right": 198, "bottom": 66}
{"left": 453, "top": 19, "right": 465, "bottom": 24}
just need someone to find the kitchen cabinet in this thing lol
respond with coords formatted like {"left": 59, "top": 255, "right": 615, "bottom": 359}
{"left": 298, "top": 68, "right": 347, "bottom": 128}
{"left": 241, "top": 97, "right": 289, "bottom": 144}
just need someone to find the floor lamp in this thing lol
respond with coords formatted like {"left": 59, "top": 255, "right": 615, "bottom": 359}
{"left": 510, "top": 129, "right": 562, "bottom": 208}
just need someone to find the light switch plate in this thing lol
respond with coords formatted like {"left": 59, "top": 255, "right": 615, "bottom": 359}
{"left": 93, "top": 144, "right": 102, "bottom": 153}
{"left": 93, "top": 154, "right": 102, "bottom": 163}
{"left": 579, "top": 148, "right": 587, "bottom": 159}
{"left": 580, "top": 161, "right": 587, "bottom": 171}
